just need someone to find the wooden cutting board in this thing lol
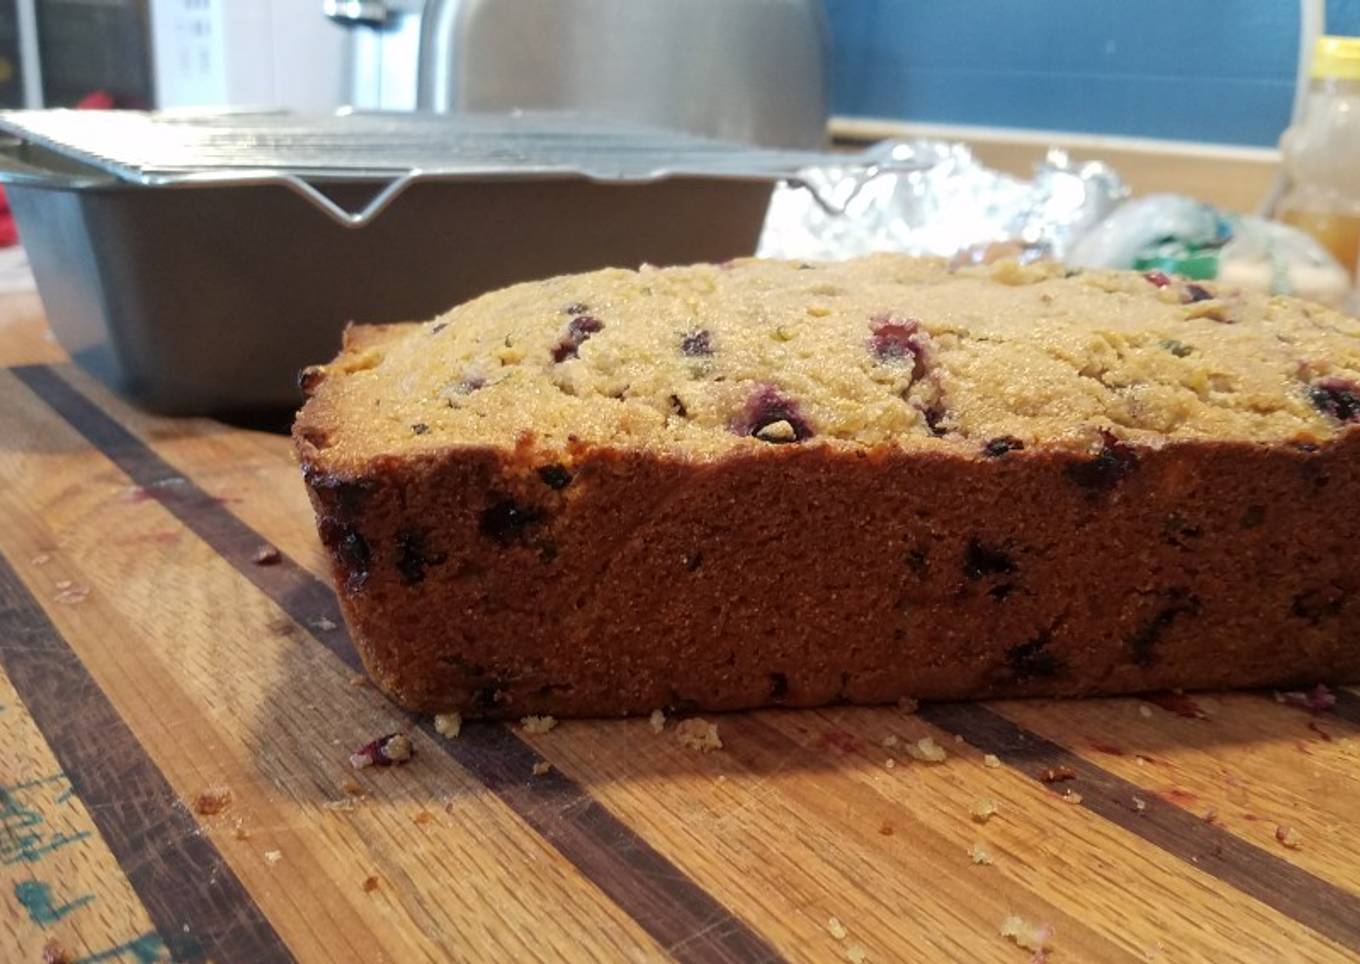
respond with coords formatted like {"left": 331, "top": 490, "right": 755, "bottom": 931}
{"left": 2, "top": 292, "right": 1359, "bottom": 963}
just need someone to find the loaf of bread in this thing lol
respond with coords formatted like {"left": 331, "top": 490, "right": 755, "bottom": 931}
{"left": 294, "top": 255, "right": 1360, "bottom": 716}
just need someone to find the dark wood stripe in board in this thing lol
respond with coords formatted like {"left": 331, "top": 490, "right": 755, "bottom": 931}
{"left": 918, "top": 702, "right": 1360, "bottom": 954}
{"left": 0, "top": 550, "right": 294, "bottom": 963}
{"left": 12, "top": 363, "right": 786, "bottom": 964}
{"left": 416, "top": 719, "right": 787, "bottom": 962}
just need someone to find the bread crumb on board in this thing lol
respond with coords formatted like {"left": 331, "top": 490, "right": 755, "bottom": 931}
{"left": 362, "top": 875, "right": 381, "bottom": 893}
{"left": 42, "top": 937, "right": 71, "bottom": 964}
{"left": 906, "top": 736, "right": 947, "bottom": 763}
{"left": 53, "top": 583, "right": 90, "bottom": 605}
{"left": 434, "top": 712, "right": 462, "bottom": 738}
{"left": 881, "top": 734, "right": 900, "bottom": 749}
{"left": 649, "top": 709, "right": 667, "bottom": 733}
{"left": 1275, "top": 683, "right": 1337, "bottom": 713}
{"left": 676, "top": 718, "right": 723, "bottom": 752}
{"left": 1000, "top": 914, "right": 1053, "bottom": 956}
{"left": 983, "top": 753, "right": 1002, "bottom": 769}
{"left": 264, "top": 850, "right": 283, "bottom": 865}
{"left": 970, "top": 797, "right": 1000, "bottom": 822}
{"left": 827, "top": 916, "right": 848, "bottom": 940}
{"left": 532, "top": 761, "right": 552, "bottom": 776}
{"left": 1276, "top": 824, "right": 1304, "bottom": 849}
{"left": 341, "top": 777, "right": 365, "bottom": 797}
{"left": 847, "top": 943, "right": 869, "bottom": 963}
{"left": 192, "top": 786, "right": 232, "bottom": 816}
{"left": 968, "top": 842, "right": 994, "bottom": 865}
{"left": 521, "top": 715, "right": 557, "bottom": 735}
{"left": 1039, "top": 766, "right": 1076, "bottom": 783}
{"left": 1063, "top": 790, "right": 1084, "bottom": 805}
{"left": 252, "top": 543, "right": 282, "bottom": 565}
{"left": 1133, "top": 796, "right": 1148, "bottom": 813}
{"left": 350, "top": 732, "right": 413, "bottom": 769}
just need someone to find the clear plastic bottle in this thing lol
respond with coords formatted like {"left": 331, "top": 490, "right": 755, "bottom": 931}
{"left": 1276, "top": 36, "right": 1360, "bottom": 283}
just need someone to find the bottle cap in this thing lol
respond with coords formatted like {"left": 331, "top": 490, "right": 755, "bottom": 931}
{"left": 1311, "top": 36, "right": 1360, "bottom": 81}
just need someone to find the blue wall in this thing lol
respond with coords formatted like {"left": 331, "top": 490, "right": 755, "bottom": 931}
{"left": 826, "top": 0, "right": 1360, "bottom": 146}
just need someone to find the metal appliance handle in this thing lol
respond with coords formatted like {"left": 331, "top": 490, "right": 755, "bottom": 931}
{"left": 323, "top": 0, "right": 391, "bottom": 28}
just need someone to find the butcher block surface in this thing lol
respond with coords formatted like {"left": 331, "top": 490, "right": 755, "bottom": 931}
{"left": 2, "top": 292, "right": 1360, "bottom": 963}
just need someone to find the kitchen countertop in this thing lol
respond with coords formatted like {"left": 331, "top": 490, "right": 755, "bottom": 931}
{"left": 2, "top": 297, "right": 1359, "bottom": 962}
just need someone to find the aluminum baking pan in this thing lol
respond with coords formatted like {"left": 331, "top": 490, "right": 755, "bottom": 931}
{"left": 0, "top": 110, "right": 851, "bottom": 415}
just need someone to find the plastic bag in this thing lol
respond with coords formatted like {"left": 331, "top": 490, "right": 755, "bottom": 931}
{"left": 1067, "top": 193, "right": 1352, "bottom": 308}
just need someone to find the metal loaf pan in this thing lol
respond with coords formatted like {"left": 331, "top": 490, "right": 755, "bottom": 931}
{"left": 0, "top": 110, "right": 833, "bottom": 415}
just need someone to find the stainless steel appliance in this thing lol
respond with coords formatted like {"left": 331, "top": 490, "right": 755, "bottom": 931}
{"left": 329, "top": 0, "right": 830, "bottom": 149}
{"left": 4, "top": 0, "right": 154, "bottom": 108}
{"left": 327, "top": 0, "right": 426, "bottom": 111}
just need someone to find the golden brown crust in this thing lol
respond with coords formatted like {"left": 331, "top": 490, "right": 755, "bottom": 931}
{"left": 343, "top": 321, "right": 418, "bottom": 353}
{"left": 294, "top": 256, "right": 1360, "bottom": 471}
{"left": 295, "top": 322, "right": 422, "bottom": 470}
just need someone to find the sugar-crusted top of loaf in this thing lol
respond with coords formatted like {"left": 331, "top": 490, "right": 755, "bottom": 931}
{"left": 295, "top": 255, "right": 1360, "bottom": 469}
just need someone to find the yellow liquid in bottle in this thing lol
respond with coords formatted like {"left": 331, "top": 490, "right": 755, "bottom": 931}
{"left": 1279, "top": 208, "right": 1360, "bottom": 280}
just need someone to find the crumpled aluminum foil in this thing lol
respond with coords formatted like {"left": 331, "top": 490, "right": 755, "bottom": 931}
{"left": 758, "top": 140, "right": 1127, "bottom": 263}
